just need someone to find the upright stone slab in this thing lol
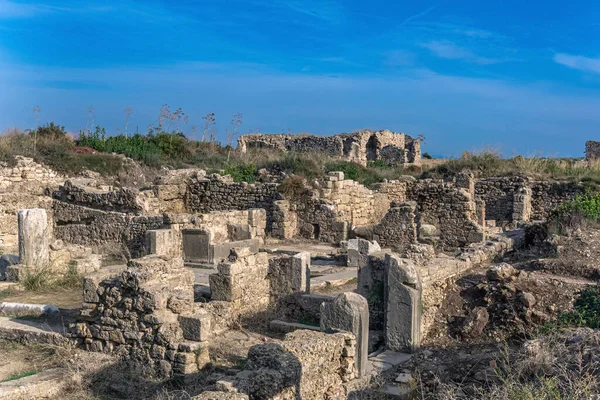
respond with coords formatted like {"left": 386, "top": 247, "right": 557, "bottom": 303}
{"left": 291, "top": 251, "right": 310, "bottom": 293}
{"left": 320, "top": 292, "right": 369, "bottom": 377}
{"left": 18, "top": 208, "right": 49, "bottom": 267}
{"left": 385, "top": 254, "right": 422, "bottom": 352}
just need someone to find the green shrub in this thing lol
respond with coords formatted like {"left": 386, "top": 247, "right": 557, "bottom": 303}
{"left": 223, "top": 163, "right": 257, "bottom": 183}
{"left": 367, "top": 159, "right": 392, "bottom": 170}
{"left": 326, "top": 161, "right": 383, "bottom": 187}
{"left": 557, "top": 286, "right": 600, "bottom": 329}
{"left": 31, "top": 122, "right": 67, "bottom": 140}
{"left": 554, "top": 193, "right": 600, "bottom": 221}
{"left": 422, "top": 152, "right": 433, "bottom": 159}
{"left": 20, "top": 268, "right": 53, "bottom": 292}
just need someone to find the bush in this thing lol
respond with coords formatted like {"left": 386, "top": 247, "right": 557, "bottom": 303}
{"left": 422, "top": 152, "right": 433, "bottom": 159}
{"left": 223, "top": 163, "right": 257, "bottom": 183}
{"left": 279, "top": 175, "right": 309, "bottom": 199}
{"left": 31, "top": 122, "right": 67, "bottom": 140}
{"left": 557, "top": 286, "right": 600, "bottom": 329}
{"left": 77, "top": 128, "right": 193, "bottom": 167}
{"left": 326, "top": 161, "right": 383, "bottom": 187}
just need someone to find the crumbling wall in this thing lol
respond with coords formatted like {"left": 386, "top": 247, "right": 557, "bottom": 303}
{"left": 0, "top": 156, "right": 64, "bottom": 194}
{"left": 238, "top": 129, "right": 420, "bottom": 166}
{"left": 73, "top": 256, "right": 206, "bottom": 378}
{"left": 373, "top": 201, "right": 418, "bottom": 251}
{"left": 409, "top": 180, "right": 484, "bottom": 249}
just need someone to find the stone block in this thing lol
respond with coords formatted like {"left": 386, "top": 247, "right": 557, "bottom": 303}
{"left": 291, "top": 251, "right": 310, "bottom": 293}
{"left": 179, "top": 311, "right": 212, "bottom": 342}
{"left": 147, "top": 229, "right": 180, "bottom": 258}
{"left": 320, "top": 292, "right": 369, "bottom": 377}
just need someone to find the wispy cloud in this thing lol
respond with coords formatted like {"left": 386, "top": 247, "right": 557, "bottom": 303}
{"left": 384, "top": 50, "right": 416, "bottom": 66}
{"left": 554, "top": 53, "right": 600, "bottom": 74}
{"left": 400, "top": 4, "right": 437, "bottom": 26}
{"left": 421, "top": 40, "right": 499, "bottom": 65}
{"left": 280, "top": 0, "right": 344, "bottom": 23}
{"left": 0, "top": 0, "right": 115, "bottom": 19}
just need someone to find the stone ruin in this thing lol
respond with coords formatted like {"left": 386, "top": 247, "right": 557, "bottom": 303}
{"left": 0, "top": 152, "right": 591, "bottom": 398}
{"left": 237, "top": 129, "right": 421, "bottom": 167}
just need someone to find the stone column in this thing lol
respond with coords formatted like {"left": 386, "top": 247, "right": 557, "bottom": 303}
{"left": 385, "top": 254, "right": 422, "bottom": 352}
{"left": 18, "top": 208, "right": 49, "bottom": 267}
{"left": 320, "top": 292, "right": 369, "bottom": 377}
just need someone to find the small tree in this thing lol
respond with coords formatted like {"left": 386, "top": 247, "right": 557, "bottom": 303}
{"left": 226, "top": 113, "right": 243, "bottom": 162}
{"left": 85, "top": 106, "right": 95, "bottom": 135}
{"left": 201, "top": 113, "right": 215, "bottom": 142}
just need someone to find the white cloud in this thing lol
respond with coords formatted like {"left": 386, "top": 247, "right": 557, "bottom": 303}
{"left": 420, "top": 40, "right": 498, "bottom": 65}
{"left": 554, "top": 53, "right": 600, "bottom": 74}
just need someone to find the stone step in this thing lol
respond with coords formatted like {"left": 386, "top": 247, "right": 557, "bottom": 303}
{"left": 368, "top": 350, "right": 411, "bottom": 374}
{"left": 0, "top": 317, "right": 69, "bottom": 346}
{"left": 310, "top": 268, "right": 357, "bottom": 288}
{"left": 269, "top": 319, "right": 321, "bottom": 333}
{"left": 0, "top": 368, "right": 74, "bottom": 399}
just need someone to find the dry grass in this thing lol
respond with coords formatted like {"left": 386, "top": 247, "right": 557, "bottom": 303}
{"left": 431, "top": 329, "right": 600, "bottom": 399}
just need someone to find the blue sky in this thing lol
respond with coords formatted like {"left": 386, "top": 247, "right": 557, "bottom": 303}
{"left": 1, "top": 0, "right": 600, "bottom": 157}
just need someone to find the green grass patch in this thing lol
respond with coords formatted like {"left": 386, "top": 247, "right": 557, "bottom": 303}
{"left": 2, "top": 370, "right": 37, "bottom": 382}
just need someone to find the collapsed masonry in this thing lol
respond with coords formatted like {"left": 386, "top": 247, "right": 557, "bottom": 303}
{"left": 237, "top": 129, "right": 421, "bottom": 167}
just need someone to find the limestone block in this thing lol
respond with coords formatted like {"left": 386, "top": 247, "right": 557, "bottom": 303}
{"left": 320, "top": 292, "right": 369, "bottom": 377}
{"left": 179, "top": 310, "right": 212, "bottom": 342}
{"left": 18, "top": 208, "right": 49, "bottom": 267}
{"left": 147, "top": 229, "right": 181, "bottom": 258}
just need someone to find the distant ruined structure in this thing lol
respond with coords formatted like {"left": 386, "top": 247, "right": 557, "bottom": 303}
{"left": 237, "top": 130, "right": 421, "bottom": 166}
{"left": 585, "top": 140, "right": 600, "bottom": 160}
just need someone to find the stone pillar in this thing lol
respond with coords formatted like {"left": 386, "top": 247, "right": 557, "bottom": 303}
{"left": 512, "top": 187, "right": 532, "bottom": 222}
{"left": 321, "top": 292, "right": 369, "bottom": 377}
{"left": 385, "top": 254, "right": 422, "bottom": 352}
{"left": 18, "top": 208, "right": 49, "bottom": 267}
{"left": 475, "top": 198, "right": 486, "bottom": 226}
{"left": 455, "top": 172, "right": 475, "bottom": 199}
{"left": 272, "top": 201, "right": 297, "bottom": 240}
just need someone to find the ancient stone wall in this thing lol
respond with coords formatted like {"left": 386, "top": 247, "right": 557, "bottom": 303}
{"left": 52, "top": 202, "right": 164, "bottom": 257}
{"left": 53, "top": 180, "right": 146, "bottom": 214}
{"left": 0, "top": 156, "right": 64, "bottom": 195}
{"left": 530, "top": 181, "right": 585, "bottom": 220}
{"left": 373, "top": 201, "right": 418, "bottom": 251}
{"left": 475, "top": 177, "right": 527, "bottom": 222}
{"left": 185, "top": 174, "right": 280, "bottom": 228}
{"left": 238, "top": 129, "right": 420, "bottom": 166}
